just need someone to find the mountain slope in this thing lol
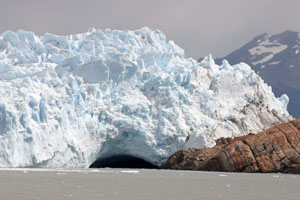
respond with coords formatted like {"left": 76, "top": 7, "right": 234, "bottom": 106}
{"left": 212, "top": 30, "right": 300, "bottom": 117}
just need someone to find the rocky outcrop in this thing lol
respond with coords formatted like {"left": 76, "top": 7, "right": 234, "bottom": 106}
{"left": 161, "top": 119, "right": 300, "bottom": 173}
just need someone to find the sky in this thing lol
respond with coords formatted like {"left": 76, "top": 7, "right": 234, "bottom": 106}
{"left": 1, "top": 0, "right": 300, "bottom": 59}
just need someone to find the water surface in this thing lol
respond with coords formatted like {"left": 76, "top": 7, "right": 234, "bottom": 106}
{"left": 0, "top": 168, "right": 299, "bottom": 200}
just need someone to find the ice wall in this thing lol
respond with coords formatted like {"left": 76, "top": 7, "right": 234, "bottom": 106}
{"left": 0, "top": 28, "right": 291, "bottom": 167}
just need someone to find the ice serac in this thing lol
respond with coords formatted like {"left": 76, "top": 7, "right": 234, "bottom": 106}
{"left": 0, "top": 28, "right": 292, "bottom": 168}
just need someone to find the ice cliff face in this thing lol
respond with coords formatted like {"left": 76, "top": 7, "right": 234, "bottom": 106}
{"left": 0, "top": 28, "right": 291, "bottom": 167}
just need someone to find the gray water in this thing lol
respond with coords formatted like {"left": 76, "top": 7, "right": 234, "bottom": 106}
{"left": 0, "top": 168, "right": 299, "bottom": 200}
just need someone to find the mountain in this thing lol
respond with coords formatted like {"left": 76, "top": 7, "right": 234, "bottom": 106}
{"left": 209, "top": 30, "right": 300, "bottom": 117}
{"left": 0, "top": 28, "right": 290, "bottom": 168}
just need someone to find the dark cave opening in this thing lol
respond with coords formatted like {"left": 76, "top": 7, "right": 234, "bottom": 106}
{"left": 89, "top": 154, "right": 159, "bottom": 169}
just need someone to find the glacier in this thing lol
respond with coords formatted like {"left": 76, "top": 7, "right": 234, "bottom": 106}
{"left": 0, "top": 27, "right": 291, "bottom": 168}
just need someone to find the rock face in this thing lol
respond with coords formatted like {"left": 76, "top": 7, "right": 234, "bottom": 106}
{"left": 162, "top": 119, "right": 300, "bottom": 173}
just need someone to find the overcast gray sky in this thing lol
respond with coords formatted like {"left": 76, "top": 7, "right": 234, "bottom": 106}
{"left": 1, "top": 0, "right": 300, "bottom": 59}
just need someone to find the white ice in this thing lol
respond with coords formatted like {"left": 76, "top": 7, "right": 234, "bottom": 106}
{"left": 0, "top": 28, "right": 291, "bottom": 168}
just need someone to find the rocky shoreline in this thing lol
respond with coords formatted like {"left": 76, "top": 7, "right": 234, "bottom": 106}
{"left": 161, "top": 119, "right": 300, "bottom": 174}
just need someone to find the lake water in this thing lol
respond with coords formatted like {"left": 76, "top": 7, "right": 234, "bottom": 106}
{"left": 0, "top": 168, "right": 299, "bottom": 200}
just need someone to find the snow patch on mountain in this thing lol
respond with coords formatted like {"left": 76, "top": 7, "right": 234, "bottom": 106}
{"left": 248, "top": 36, "right": 288, "bottom": 66}
{"left": 268, "top": 61, "right": 280, "bottom": 65}
{"left": 252, "top": 54, "right": 274, "bottom": 65}
{"left": 0, "top": 28, "right": 291, "bottom": 168}
{"left": 248, "top": 42, "right": 288, "bottom": 56}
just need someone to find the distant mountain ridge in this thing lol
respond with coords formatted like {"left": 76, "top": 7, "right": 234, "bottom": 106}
{"left": 201, "top": 30, "right": 300, "bottom": 117}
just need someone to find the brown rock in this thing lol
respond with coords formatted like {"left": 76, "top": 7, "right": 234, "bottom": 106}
{"left": 161, "top": 118, "right": 300, "bottom": 173}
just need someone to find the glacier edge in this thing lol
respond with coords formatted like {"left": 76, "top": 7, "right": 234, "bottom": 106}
{"left": 0, "top": 27, "right": 291, "bottom": 167}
